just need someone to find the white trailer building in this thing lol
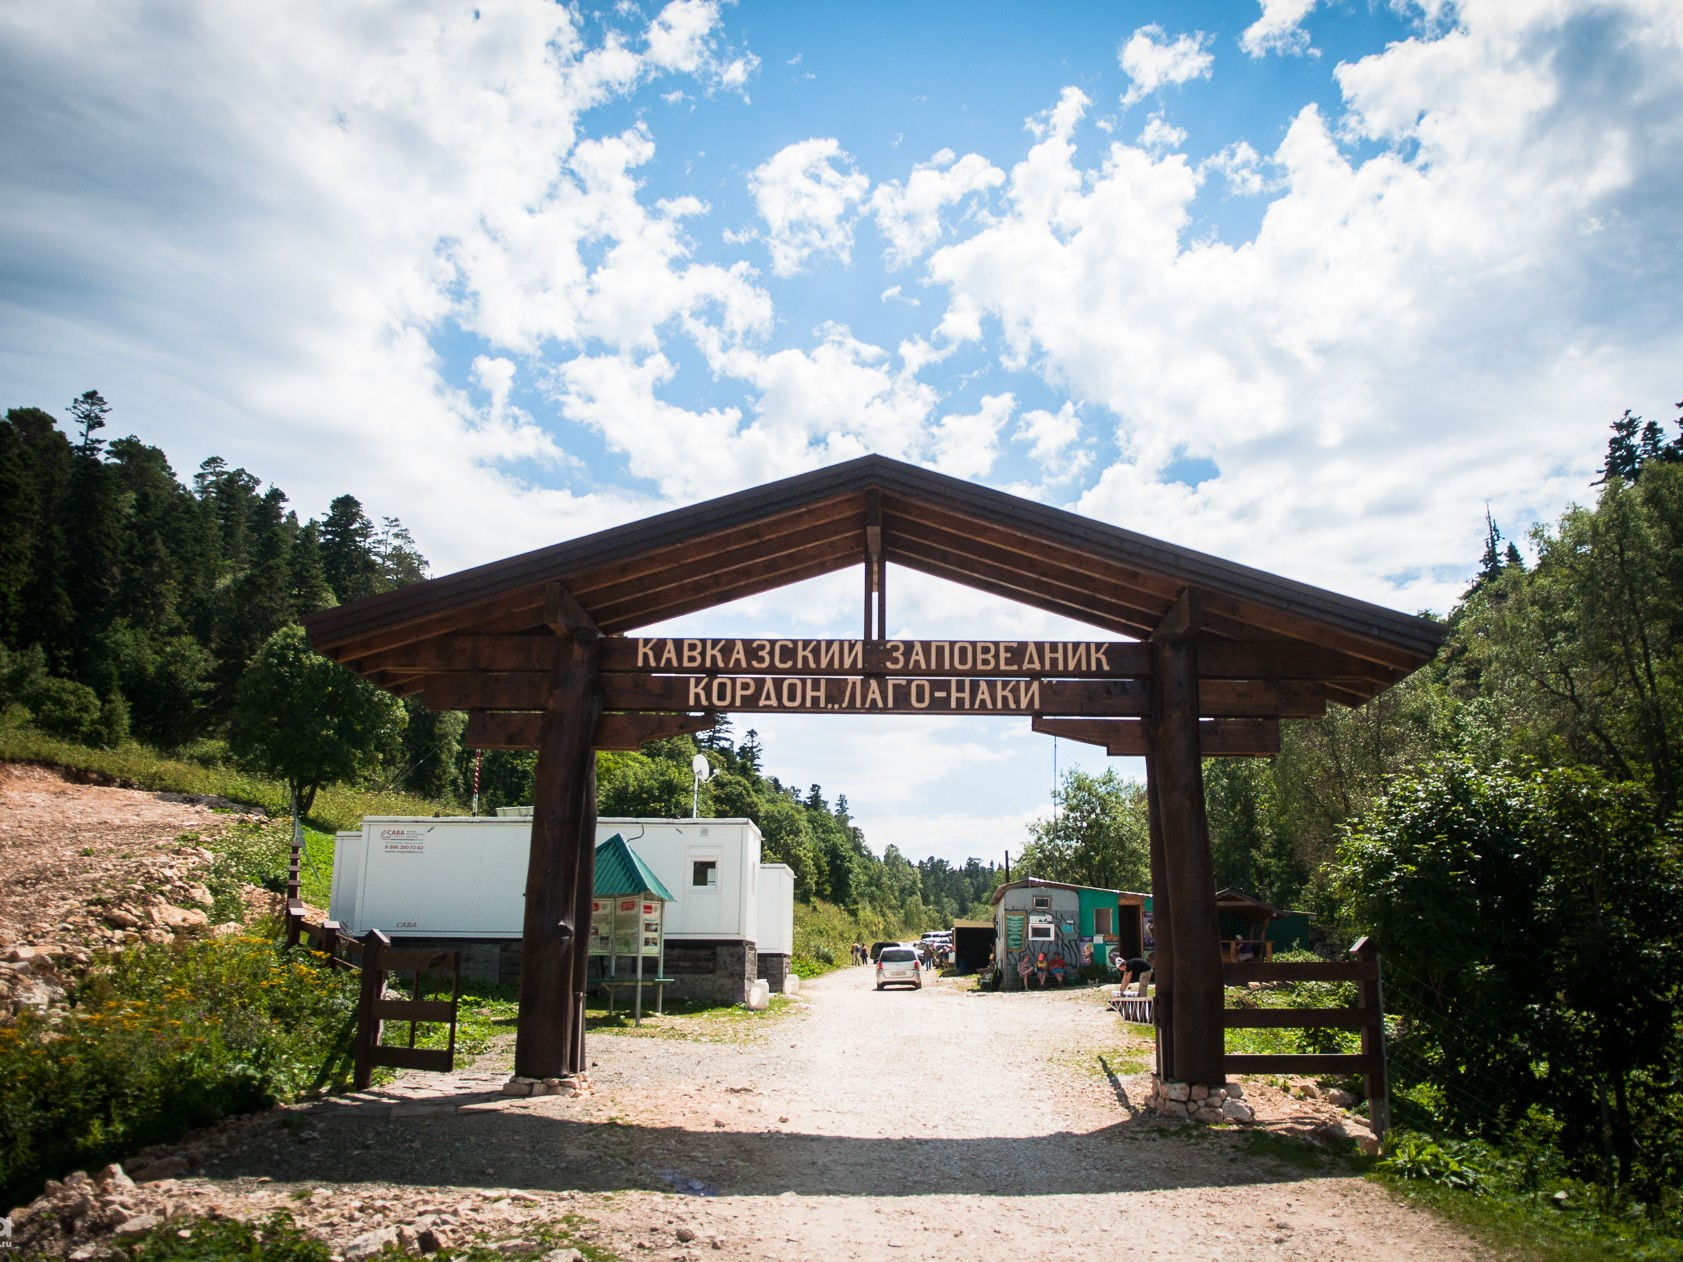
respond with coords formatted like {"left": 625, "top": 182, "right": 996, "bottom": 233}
{"left": 328, "top": 815, "right": 794, "bottom": 1003}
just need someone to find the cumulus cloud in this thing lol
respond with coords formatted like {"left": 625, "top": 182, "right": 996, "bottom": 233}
{"left": 1241, "top": 0, "right": 1320, "bottom": 59}
{"left": 926, "top": 0, "right": 1683, "bottom": 609}
{"left": 1138, "top": 114, "right": 1188, "bottom": 152}
{"left": 868, "top": 148, "right": 1005, "bottom": 268}
{"left": 929, "top": 393, "right": 1014, "bottom": 479}
{"left": 1203, "top": 140, "right": 1275, "bottom": 196}
{"left": 0, "top": 0, "right": 746, "bottom": 571}
{"left": 747, "top": 137, "right": 872, "bottom": 275}
{"left": 1119, "top": 25, "right": 1215, "bottom": 108}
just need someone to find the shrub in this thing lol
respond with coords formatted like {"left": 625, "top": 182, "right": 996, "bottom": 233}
{"left": 23, "top": 675, "right": 102, "bottom": 743}
{"left": 1377, "top": 1131, "right": 1493, "bottom": 1193}
{"left": 0, "top": 934, "right": 357, "bottom": 1207}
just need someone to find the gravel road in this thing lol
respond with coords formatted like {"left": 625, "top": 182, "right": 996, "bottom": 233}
{"left": 183, "top": 967, "right": 1487, "bottom": 1259}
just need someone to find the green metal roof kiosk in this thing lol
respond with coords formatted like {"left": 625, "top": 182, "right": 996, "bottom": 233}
{"left": 589, "top": 834, "right": 676, "bottom": 1025}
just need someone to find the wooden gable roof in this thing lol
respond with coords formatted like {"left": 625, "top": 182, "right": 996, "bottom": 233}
{"left": 302, "top": 453, "right": 1442, "bottom": 707}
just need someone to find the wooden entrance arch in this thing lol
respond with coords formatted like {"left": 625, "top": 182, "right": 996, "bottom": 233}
{"left": 303, "top": 455, "right": 1441, "bottom": 1088}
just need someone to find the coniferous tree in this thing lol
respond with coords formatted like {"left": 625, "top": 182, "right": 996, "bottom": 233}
{"left": 319, "top": 495, "right": 379, "bottom": 603}
{"left": 68, "top": 389, "right": 110, "bottom": 457}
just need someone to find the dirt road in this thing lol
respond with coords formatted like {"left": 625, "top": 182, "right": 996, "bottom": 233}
{"left": 167, "top": 968, "right": 1483, "bottom": 1260}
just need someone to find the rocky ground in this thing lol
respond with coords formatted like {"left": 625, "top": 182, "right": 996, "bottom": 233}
{"left": 1, "top": 764, "right": 1490, "bottom": 1260}
{"left": 0, "top": 762, "right": 268, "bottom": 1019}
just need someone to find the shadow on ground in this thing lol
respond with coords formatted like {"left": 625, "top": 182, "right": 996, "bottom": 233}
{"left": 201, "top": 1088, "right": 1351, "bottom": 1200}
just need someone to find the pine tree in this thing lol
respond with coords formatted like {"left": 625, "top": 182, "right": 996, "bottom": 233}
{"left": 68, "top": 389, "right": 110, "bottom": 457}
{"left": 319, "top": 495, "right": 379, "bottom": 603}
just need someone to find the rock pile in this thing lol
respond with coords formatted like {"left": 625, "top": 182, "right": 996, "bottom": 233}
{"left": 1148, "top": 1077, "right": 1256, "bottom": 1124}
{"left": 0, "top": 844, "right": 229, "bottom": 1020}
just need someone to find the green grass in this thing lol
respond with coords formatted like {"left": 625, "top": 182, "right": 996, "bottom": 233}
{"left": 114, "top": 1208, "right": 623, "bottom": 1262}
{"left": 1374, "top": 1168, "right": 1683, "bottom": 1262}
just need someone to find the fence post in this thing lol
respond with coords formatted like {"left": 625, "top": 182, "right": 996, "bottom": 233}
{"left": 353, "top": 929, "right": 389, "bottom": 1090}
{"left": 1351, "top": 936, "right": 1389, "bottom": 1141}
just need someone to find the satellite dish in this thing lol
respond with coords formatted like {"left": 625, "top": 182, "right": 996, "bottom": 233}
{"left": 691, "top": 753, "right": 713, "bottom": 781}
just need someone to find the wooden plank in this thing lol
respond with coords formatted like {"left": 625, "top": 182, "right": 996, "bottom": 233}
{"left": 586, "top": 535, "right": 860, "bottom": 625}
{"left": 1223, "top": 1053, "right": 1381, "bottom": 1075}
{"left": 427, "top": 670, "right": 1319, "bottom": 720}
{"left": 468, "top": 710, "right": 717, "bottom": 751}
{"left": 1032, "top": 716, "right": 1280, "bottom": 756}
{"left": 1197, "top": 641, "right": 1389, "bottom": 683}
{"left": 1200, "top": 679, "right": 1326, "bottom": 719}
{"left": 373, "top": 947, "right": 461, "bottom": 971}
{"left": 370, "top": 1045, "right": 455, "bottom": 1072}
{"left": 567, "top": 496, "right": 864, "bottom": 598}
{"left": 1223, "top": 959, "right": 1378, "bottom": 984}
{"left": 606, "top": 552, "right": 861, "bottom": 634}
{"left": 603, "top": 638, "right": 1149, "bottom": 678}
{"left": 1222, "top": 1008, "right": 1377, "bottom": 1029}
{"left": 888, "top": 526, "right": 1166, "bottom": 636}
{"left": 372, "top": 998, "right": 458, "bottom": 1022}
{"left": 603, "top": 674, "right": 1147, "bottom": 716}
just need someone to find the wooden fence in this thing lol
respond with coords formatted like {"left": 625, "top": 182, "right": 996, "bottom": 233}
{"left": 1219, "top": 936, "right": 1387, "bottom": 1135}
{"left": 282, "top": 838, "right": 460, "bottom": 1090}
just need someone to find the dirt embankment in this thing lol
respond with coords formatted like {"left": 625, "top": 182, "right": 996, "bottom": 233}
{"left": 2, "top": 765, "right": 1489, "bottom": 1260}
{"left": 0, "top": 762, "right": 267, "bottom": 1018}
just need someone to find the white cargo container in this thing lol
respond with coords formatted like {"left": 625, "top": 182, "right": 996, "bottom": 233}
{"left": 329, "top": 815, "right": 783, "bottom": 946}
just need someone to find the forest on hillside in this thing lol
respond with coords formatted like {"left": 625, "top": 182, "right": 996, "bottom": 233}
{"left": 0, "top": 392, "right": 1001, "bottom": 928}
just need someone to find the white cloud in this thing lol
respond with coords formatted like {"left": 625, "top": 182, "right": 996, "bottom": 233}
{"left": 1203, "top": 140, "right": 1275, "bottom": 196}
{"left": 1138, "top": 114, "right": 1188, "bottom": 152}
{"left": 1241, "top": 0, "right": 1320, "bottom": 59}
{"left": 1015, "top": 401, "right": 1085, "bottom": 466}
{"left": 925, "top": 0, "right": 1683, "bottom": 611}
{"left": 929, "top": 393, "right": 1014, "bottom": 479}
{"left": 869, "top": 148, "right": 1006, "bottom": 269}
{"left": 1119, "top": 25, "right": 1215, "bottom": 108}
{"left": 0, "top": 0, "right": 746, "bottom": 572}
{"left": 747, "top": 137, "right": 872, "bottom": 275}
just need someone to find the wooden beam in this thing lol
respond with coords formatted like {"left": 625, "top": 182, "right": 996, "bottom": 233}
{"left": 466, "top": 710, "right": 717, "bottom": 751}
{"left": 593, "top": 547, "right": 861, "bottom": 632}
{"left": 545, "top": 581, "right": 599, "bottom": 640}
{"left": 514, "top": 630, "right": 601, "bottom": 1080}
{"left": 603, "top": 638, "right": 1147, "bottom": 678}
{"left": 1151, "top": 590, "right": 1226, "bottom": 1087}
{"left": 1146, "top": 757, "right": 1173, "bottom": 1083}
{"left": 565, "top": 495, "right": 862, "bottom": 599}
{"left": 421, "top": 670, "right": 1317, "bottom": 720}
{"left": 1031, "top": 716, "right": 1280, "bottom": 756}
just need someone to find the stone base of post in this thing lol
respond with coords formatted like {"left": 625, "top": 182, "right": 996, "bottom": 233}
{"left": 1150, "top": 1076, "right": 1254, "bottom": 1124}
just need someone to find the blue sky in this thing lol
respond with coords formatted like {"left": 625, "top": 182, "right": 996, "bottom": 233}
{"left": 4, "top": 0, "right": 1681, "bottom": 866}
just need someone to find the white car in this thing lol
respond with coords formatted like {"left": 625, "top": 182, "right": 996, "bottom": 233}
{"left": 875, "top": 945, "right": 923, "bottom": 990}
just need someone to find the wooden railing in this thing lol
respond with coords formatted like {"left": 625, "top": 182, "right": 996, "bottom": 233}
{"left": 281, "top": 837, "right": 460, "bottom": 1090}
{"left": 1220, "top": 937, "right": 1388, "bottom": 1135}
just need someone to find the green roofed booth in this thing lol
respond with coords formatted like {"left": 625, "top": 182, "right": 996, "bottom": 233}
{"left": 589, "top": 834, "right": 676, "bottom": 1023}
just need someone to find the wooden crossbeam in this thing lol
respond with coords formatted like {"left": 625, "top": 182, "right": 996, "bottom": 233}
{"left": 465, "top": 710, "right": 716, "bottom": 751}
{"left": 355, "top": 633, "right": 1384, "bottom": 685}
{"left": 1031, "top": 716, "right": 1280, "bottom": 756}
{"left": 418, "top": 671, "right": 1322, "bottom": 719}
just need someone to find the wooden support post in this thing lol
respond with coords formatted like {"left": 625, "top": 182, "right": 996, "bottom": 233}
{"left": 863, "top": 488, "right": 885, "bottom": 641}
{"left": 514, "top": 584, "right": 602, "bottom": 1081}
{"left": 1151, "top": 590, "right": 1225, "bottom": 1087}
{"left": 1145, "top": 758, "right": 1173, "bottom": 1084}
{"left": 1352, "top": 936, "right": 1389, "bottom": 1139}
